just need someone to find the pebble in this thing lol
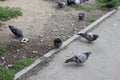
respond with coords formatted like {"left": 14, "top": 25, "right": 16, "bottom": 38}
{"left": 1, "top": 57, "right": 5, "bottom": 60}
{"left": 22, "top": 56, "right": 26, "bottom": 59}
{"left": 17, "top": 49, "right": 20, "bottom": 52}
{"left": 68, "top": 36, "right": 71, "bottom": 38}
{"left": 0, "top": 62, "right": 6, "bottom": 67}
{"left": 32, "top": 51, "right": 38, "bottom": 54}
{"left": 40, "top": 39, "right": 44, "bottom": 42}
{"left": 53, "top": 29, "right": 58, "bottom": 32}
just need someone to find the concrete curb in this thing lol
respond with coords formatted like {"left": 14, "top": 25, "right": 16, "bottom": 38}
{"left": 14, "top": 9, "right": 117, "bottom": 80}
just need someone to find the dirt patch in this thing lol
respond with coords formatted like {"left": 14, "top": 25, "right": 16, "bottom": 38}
{"left": 0, "top": 0, "right": 107, "bottom": 67}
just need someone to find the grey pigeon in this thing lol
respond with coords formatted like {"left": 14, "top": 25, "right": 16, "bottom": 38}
{"left": 77, "top": 32, "right": 99, "bottom": 42}
{"left": 65, "top": 52, "right": 92, "bottom": 63}
{"left": 67, "top": 0, "right": 81, "bottom": 5}
{"left": 9, "top": 25, "right": 23, "bottom": 38}
{"left": 54, "top": 38, "right": 62, "bottom": 48}
{"left": 57, "top": 1, "right": 66, "bottom": 8}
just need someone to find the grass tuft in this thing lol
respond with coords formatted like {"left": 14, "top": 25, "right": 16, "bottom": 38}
{"left": 11, "top": 58, "right": 35, "bottom": 72}
{"left": 64, "top": 6, "right": 73, "bottom": 12}
{"left": 0, "top": 58, "right": 35, "bottom": 80}
{"left": 86, "top": 16, "right": 98, "bottom": 23}
{"left": 0, "top": 44, "right": 6, "bottom": 55}
{"left": 0, "top": 7, "right": 22, "bottom": 21}
{"left": 75, "top": 5, "right": 93, "bottom": 12}
{"left": 96, "top": 0, "right": 120, "bottom": 9}
{"left": 0, "top": 67, "right": 15, "bottom": 80}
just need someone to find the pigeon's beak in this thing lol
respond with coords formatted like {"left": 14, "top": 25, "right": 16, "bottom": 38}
{"left": 77, "top": 33, "right": 83, "bottom": 36}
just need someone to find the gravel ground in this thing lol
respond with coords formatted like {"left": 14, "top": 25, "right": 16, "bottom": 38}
{"left": 0, "top": 0, "right": 107, "bottom": 66}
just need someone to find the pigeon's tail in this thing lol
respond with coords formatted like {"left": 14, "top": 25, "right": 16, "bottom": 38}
{"left": 65, "top": 58, "right": 74, "bottom": 63}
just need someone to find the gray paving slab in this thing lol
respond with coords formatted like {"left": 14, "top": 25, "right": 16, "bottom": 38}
{"left": 27, "top": 9, "right": 120, "bottom": 80}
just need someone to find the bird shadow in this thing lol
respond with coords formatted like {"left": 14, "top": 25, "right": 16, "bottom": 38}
{"left": 64, "top": 63, "right": 85, "bottom": 68}
{"left": 78, "top": 39, "right": 94, "bottom": 45}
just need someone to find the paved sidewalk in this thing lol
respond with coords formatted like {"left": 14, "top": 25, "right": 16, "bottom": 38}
{"left": 27, "top": 9, "right": 120, "bottom": 80}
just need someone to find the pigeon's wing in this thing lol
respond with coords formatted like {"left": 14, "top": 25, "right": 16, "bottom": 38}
{"left": 77, "top": 54, "right": 87, "bottom": 63}
{"left": 86, "top": 33, "right": 93, "bottom": 41}
{"left": 15, "top": 29, "right": 23, "bottom": 37}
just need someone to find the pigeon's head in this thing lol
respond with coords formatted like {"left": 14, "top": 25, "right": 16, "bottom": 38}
{"left": 54, "top": 38, "right": 62, "bottom": 42}
{"left": 77, "top": 33, "right": 85, "bottom": 37}
{"left": 78, "top": 13, "right": 85, "bottom": 17}
{"left": 8, "top": 25, "right": 14, "bottom": 29}
{"left": 83, "top": 52, "right": 92, "bottom": 57}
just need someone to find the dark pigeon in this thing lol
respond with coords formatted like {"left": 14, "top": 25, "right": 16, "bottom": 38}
{"left": 78, "top": 13, "right": 85, "bottom": 20}
{"left": 77, "top": 32, "right": 99, "bottom": 42}
{"left": 54, "top": 38, "right": 62, "bottom": 48}
{"left": 102, "top": 0, "right": 118, "bottom": 9}
{"left": 9, "top": 25, "right": 23, "bottom": 38}
{"left": 65, "top": 52, "right": 92, "bottom": 63}
{"left": 57, "top": 1, "right": 66, "bottom": 8}
{"left": 67, "top": 0, "right": 75, "bottom": 5}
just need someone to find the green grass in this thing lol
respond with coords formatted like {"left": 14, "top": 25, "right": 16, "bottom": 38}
{"left": 0, "top": 44, "right": 6, "bottom": 55}
{"left": 0, "top": 58, "right": 35, "bottom": 80}
{"left": 11, "top": 58, "right": 35, "bottom": 72}
{"left": 61, "top": 36, "right": 68, "bottom": 42}
{"left": 86, "top": 16, "right": 98, "bottom": 23}
{"left": 0, "top": 22, "right": 2, "bottom": 26}
{"left": 0, "top": 7, "right": 22, "bottom": 21}
{"left": 0, "top": 67, "right": 15, "bottom": 80}
{"left": 64, "top": 6, "right": 73, "bottom": 12}
{"left": 75, "top": 5, "right": 93, "bottom": 12}
{"left": 96, "top": 0, "right": 120, "bottom": 9}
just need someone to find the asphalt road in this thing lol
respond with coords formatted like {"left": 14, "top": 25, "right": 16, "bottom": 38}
{"left": 27, "top": 9, "right": 120, "bottom": 80}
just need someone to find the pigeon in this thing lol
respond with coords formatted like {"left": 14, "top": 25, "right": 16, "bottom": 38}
{"left": 67, "top": 0, "right": 75, "bottom": 5}
{"left": 74, "top": 0, "right": 80, "bottom": 5}
{"left": 102, "top": 0, "right": 118, "bottom": 9}
{"left": 8, "top": 25, "right": 23, "bottom": 38}
{"left": 67, "top": 0, "right": 81, "bottom": 5}
{"left": 77, "top": 32, "right": 99, "bottom": 42}
{"left": 57, "top": 1, "right": 66, "bottom": 8}
{"left": 54, "top": 38, "right": 62, "bottom": 48}
{"left": 65, "top": 52, "right": 92, "bottom": 63}
{"left": 78, "top": 13, "right": 85, "bottom": 20}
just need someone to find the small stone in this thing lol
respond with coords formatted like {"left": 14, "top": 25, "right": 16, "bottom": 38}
{"left": 48, "top": 13, "right": 52, "bottom": 16}
{"left": 32, "top": 51, "right": 38, "bottom": 54}
{"left": 53, "top": 29, "right": 58, "bottom": 32}
{"left": 0, "top": 62, "right": 4, "bottom": 67}
{"left": 74, "top": 31, "right": 77, "bottom": 34}
{"left": 68, "top": 36, "right": 71, "bottom": 38}
{"left": 113, "top": 24, "right": 117, "bottom": 26}
{"left": 1, "top": 57, "right": 5, "bottom": 60}
{"left": 72, "top": 24, "right": 74, "bottom": 26}
{"left": 0, "top": 62, "right": 6, "bottom": 67}
{"left": 40, "top": 39, "right": 44, "bottom": 42}
{"left": 38, "top": 35, "right": 43, "bottom": 38}
{"left": 17, "top": 49, "right": 20, "bottom": 52}
{"left": 22, "top": 56, "right": 26, "bottom": 59}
